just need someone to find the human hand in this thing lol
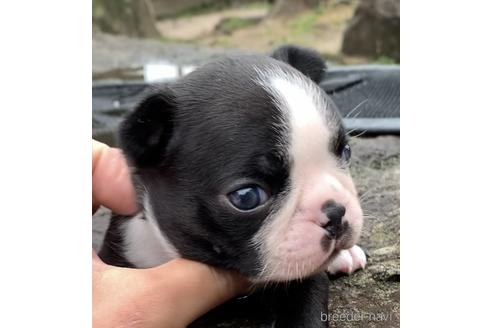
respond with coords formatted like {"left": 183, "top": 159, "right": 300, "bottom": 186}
{"left": 92, "top": 140, "right": 249, "bottom": 328}
{"left": 92, "top": 140, "right": 138, "bottom": 215}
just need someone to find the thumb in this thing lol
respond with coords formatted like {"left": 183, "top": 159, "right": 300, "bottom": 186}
{"left": 92, "top": 140, "right": 137, "bottom": 215}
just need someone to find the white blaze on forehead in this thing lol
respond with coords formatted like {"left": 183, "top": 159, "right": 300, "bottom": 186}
{"left": 253, "top": 66, "right": 337, "bottom": 166}
{"left": 269, "top": 76, "right": 332, "bottom": 167}
{"left": 270, "top": 76, "right": 326, "bottom": 127}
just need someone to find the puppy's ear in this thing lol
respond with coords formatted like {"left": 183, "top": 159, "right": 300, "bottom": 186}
{"left": 271, "top": 45, "right": 326, "bottom": 84}
{"left": 119, "top": 89, "right": 176, "bottom": 167}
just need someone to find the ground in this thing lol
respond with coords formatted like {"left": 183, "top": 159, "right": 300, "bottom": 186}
{"left": 327, "top": 136, "right": 400, "bottom": 328}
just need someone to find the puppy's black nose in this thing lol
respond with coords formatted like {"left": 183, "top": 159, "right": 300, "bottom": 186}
{"left": 322, "top": 200, "right": 345, "bottom": 229}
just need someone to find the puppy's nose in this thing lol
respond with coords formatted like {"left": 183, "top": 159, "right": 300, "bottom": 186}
{"left": 321, "top": 200, "right": 345, "bottom": 229}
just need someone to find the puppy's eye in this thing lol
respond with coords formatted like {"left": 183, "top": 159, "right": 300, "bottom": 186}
{"left": 228, "top": 185, "right": 269, "bottom": 211}
{"left": 341, "top": 144, "right": 351, "bottom": 163}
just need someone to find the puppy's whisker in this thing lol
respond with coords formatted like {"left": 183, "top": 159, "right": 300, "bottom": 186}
{"left": 358, "top": 188, "right": 375, "bottom": 201}
{"left": 363, "top": 214, "right": 383, "bottom": 221}
{"left": 351, "top": 129, "right": 368, "bottom": 139}
{"left": 345, "top": 99, "right": 369, "bottom": 119}
{"left": 345, "top": 127, "right": 358, "bottom": 136}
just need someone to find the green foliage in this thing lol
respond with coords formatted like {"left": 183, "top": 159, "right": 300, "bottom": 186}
{"left": 242, "top": 1, "right": 272, "bottom": 11}
{"left": 218, "top": 17, "right": 258, "bottom": 34}
{"left": 288, "top": 4, "right": 327, "bottom": 36}
{"left": 374, "top": 56, "right": 397, "bottom": 64}
{"left": 175, "top": 1, "right": 270, "bottom": 18}
{"left": 289, "top": 12, "right": 317, "bottom": 34}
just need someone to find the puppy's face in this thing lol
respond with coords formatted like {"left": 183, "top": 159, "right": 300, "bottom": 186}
{"left": 120, "top": 46, "right": 363, "bottom": 282}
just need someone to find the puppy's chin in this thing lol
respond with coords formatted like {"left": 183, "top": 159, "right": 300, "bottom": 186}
{"left": 249, "top": 222, "right": 339, "bottom": 283}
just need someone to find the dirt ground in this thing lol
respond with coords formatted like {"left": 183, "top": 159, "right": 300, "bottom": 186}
{"left": 155, "top": 1, "right": 368, "bottom": 64}
{"left": 328, "top": 136, "right": 400, "bottom": 328}
{"left": 156, "top": 7, "right": 269, "bottom": 41}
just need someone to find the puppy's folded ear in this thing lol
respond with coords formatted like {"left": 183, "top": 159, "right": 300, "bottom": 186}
{"left": 271, "top": 45, "right": 326, "bottom": 84}
{"left": 119, "top": 88, "right": 176, "bottom": 167}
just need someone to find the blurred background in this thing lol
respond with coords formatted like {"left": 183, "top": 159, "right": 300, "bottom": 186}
{"left": 92, "top": 0, "right": 400, "bottom": 145}
{"left": 93, "top": 0, "right": 399, "bottom": 82}
{"left": 92, "top": 2, "right": 400, "bottom": 327}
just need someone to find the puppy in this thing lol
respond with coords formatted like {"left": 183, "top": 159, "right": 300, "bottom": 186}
{"left": 99, "top": 45, "right": 366, "bottom": 327}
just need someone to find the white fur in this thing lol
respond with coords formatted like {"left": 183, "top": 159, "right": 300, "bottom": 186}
{"left": 124, "top": 195, "right": 179, "bottom": 268}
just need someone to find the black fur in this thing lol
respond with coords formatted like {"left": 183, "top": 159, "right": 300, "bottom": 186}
{"left": 190, "top": 273, "right": 329, "bottom": 328}
{"left": 271, "top": 273, "right": 329, "bottom": 328}
{"left": 119, "top": 90, "right": 176, "bottom": 167}
{"left": 272, "top": 45, "right": 327, "bottom": 84}
{"left": 332, "top": 125, "right": 348, "bottom": 159}
{"left": 98, "top": 215, "right": 136, "bottom": 268}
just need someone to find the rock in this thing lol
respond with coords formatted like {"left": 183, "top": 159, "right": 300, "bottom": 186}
{"left": 342, "top": 0, "right": 400, "bottom": 62}
{"left": 93, "top": 0, "right": 160, "bottom": 38}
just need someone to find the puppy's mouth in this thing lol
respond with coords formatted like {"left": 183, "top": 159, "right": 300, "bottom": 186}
{"left": 316, "top": 232, "right": 356, "bottom": 274}
{"left": 255, "top": 220, "right": 359, "bottom": 282}
{"left": 322, "top": 222, "right": 354, "bottom": 252}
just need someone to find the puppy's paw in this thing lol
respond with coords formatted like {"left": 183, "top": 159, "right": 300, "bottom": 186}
{"left": 326, "top": 245, "right": 367, "bottom": 275}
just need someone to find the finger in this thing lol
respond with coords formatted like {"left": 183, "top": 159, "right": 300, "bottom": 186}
{"left": 92, "top": 140, "right": 138, "bottom": 215}
{"left": 135, "top": 259, "right": 250, "bottom": 328}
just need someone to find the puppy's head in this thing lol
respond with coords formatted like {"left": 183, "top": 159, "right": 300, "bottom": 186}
{"left": 119, "top": 45, "right": 363, "bottom": 282}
